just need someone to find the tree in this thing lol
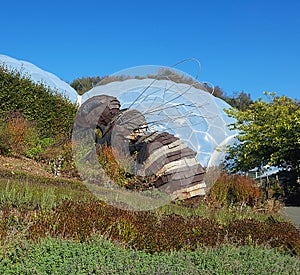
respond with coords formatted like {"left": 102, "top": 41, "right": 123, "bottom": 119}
{"left": 224, "top": 92, "right": 300, "bottom": 179}
{"left": 201, "top": 85, "right": 253, "bottom": 111}
{"left": 70, "top": 76, "right": 104, "bottom": 95}
{"left": 225, "top": 91, "right": 253, "bottom": 111}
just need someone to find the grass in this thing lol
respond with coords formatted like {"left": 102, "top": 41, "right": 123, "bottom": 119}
{"left": 0, "top": 165, "right": 299, "bottom": 273}
{"left": 0, "top": 168, "right": 84, "bottom": 190}
{"left": 0, "top": 236, "right": 299, "bottom": 274}
{"left": 0, "top": 176, "right": 95, "bottom": 211}
{"left": 86, "top": 182, "right": 172, "bottom": 211}
{"left": 0, "top": 167, "right": 285, "bottom": 224}
{"left": 157, "top": 201, "right": 286, "bottom": 225}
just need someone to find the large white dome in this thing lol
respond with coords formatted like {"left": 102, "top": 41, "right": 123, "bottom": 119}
{"left": 0, "top": 54, "right": 79, "bottom": 104}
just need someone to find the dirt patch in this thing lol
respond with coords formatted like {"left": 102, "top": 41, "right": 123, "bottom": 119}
{"left": 0, "top": 155, "right": 55, "bottom": 178}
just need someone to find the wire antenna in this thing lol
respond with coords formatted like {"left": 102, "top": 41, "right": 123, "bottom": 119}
{"left": 170, "top": 57, "right": 202, "bottom": 80}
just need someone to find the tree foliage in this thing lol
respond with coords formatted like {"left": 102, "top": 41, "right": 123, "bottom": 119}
{"left": 225, "top": 93, "right": 300, "bottom": 177}
{"left": 70, "top": 73, "right": 253, "bottom": 111}
{"left": 70, "top": 76, "right": 103, "bottom": 95}
{"left": 225, "top": 91, "right": 253, "bottom": 111}
{"left": 202, "top": 85, "right": 253, "bottom": 110}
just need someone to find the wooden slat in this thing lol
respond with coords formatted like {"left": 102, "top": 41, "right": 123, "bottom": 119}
{"left": 75, "top": 95, "right": 120, "bottom": 129}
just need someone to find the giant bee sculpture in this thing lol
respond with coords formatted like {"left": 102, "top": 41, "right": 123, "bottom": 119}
{"left": 75, "top": 94, "right": 206, "bottom": 200}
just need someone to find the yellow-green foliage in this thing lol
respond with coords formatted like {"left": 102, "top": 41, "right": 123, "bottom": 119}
{"left": 225, "top": 92, "right": 300, "bottom": 175}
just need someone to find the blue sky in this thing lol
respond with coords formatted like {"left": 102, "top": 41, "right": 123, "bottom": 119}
{"left": 1, "top": 0, "right": 299, "bottom": 100}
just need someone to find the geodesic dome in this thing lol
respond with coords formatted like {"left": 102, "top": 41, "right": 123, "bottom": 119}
{"left": 81, "top": 77, "right": 238, "bottom": 168}
{"left": 72, "top": 65, "right": 240, "bottom": 209}
{"left": 0, "top": 54, "right": 79, "bottom": 104}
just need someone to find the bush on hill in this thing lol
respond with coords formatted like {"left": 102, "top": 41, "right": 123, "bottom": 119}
{"left": 0, "top": 65, "right": 77, "bottom": 139}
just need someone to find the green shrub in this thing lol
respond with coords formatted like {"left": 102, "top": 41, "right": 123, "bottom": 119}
{"left": 0, "top": 120, "right": 11, "bottom": 155}
{"left": 24, "top": 137, "right": 54, "bottom": 159}
{"left": 1, "top": 237, "right": 299, "bottom": 274}
{"left": 0, "top": 65, "right": 77, "bottom": 138}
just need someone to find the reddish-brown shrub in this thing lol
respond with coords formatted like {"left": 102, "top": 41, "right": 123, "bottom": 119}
{"left": 208, "top": 172, "right": 261, "bottom": 206}
{"left": 0, "top": 111, "right": 39, "bottom": 156}
{"left": 1, "top": 200, "right": 299, "bottom": 255}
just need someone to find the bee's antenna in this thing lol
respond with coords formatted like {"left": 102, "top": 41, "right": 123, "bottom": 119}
{"left": 202, "top": 81, "right": 215, "bottom": 95}
{"left": 170, "top": 58, "right": 202, "bottom": 80}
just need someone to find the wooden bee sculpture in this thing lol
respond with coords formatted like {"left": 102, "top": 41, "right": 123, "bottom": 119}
{"left": 77, "top": 95, "right": 206, "bottom": 200}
